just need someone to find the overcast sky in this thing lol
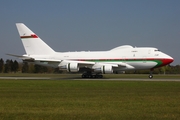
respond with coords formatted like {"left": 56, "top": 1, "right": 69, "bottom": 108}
{"left": 0, "top": 0, "right": 179, "bottom": 65}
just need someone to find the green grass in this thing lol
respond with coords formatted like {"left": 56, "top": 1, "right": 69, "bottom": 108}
{"left": 0, "top": 79, "right": 180, "bottom": 119}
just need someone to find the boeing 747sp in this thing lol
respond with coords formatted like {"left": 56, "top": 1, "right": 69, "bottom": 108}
{"left": 8, "top": 23, "right": 174, "bottom": 78}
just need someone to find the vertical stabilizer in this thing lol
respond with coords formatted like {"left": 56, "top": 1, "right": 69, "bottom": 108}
{"left": 16, "top": 23, "right": 55, "bottom": 55}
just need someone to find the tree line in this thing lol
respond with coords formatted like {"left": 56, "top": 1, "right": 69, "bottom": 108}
{"left": 0, "top": 58, "right": 61, "bottom": 73}
{"left": 0, "top": 58, "right": 180, "bottom": 74}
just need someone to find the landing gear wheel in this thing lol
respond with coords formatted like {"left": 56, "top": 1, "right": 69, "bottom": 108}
{"left": 149, "top": 75, "right": 153, "bottom": 79}
{"left": 149, "top": 69, "right": 154, "bottom": 79}
{"left": 82, "top": 74, "right": 86, "bottom": 78}
{"left": 95, "top": 74, "right": 103, "bottom": 78}
{"left": 99, "top": 75, "right": 103, "bottom": 78}
{"left": 81, "top": 73, "right": 103, "bottom": 79}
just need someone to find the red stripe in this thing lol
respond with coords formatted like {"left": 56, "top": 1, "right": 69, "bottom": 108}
{"left": 157, "top": 58, "right": 174, "bottom": 67}
{"left": 31, "top": 34, "right": 38, "bottom": 38}
{"left": 76, "top": 58, "right": 161, "bottom": 61}
{"left": 21, "top": 34, "right": 38, "bottom": 38}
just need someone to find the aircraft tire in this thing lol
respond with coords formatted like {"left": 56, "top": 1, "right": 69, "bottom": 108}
{"left": 82, "top": 74, "right": 86, "bottom": 78}
{"left": 149, "top": 75, "right": 153, "bottom": 79}
{"left": 81, "top": 74, "right": 103, "bottom": 79}
{"left": 96, "top": 75, "right": 103, "bottom": 78}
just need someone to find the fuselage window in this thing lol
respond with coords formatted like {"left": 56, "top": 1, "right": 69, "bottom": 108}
{"left": 154, "top": 49, "right": 160, "bottom": 52}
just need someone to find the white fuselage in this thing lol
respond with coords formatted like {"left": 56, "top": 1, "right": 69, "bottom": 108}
{"left": 31, "top": 46, "right": 173, "bottom": 71}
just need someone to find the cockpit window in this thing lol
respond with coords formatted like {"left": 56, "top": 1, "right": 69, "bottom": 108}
{"left": 154, "top": 49, "right": 160, "bottom": 52}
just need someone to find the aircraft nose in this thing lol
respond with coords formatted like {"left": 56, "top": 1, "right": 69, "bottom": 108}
{"left": 162, "top": 56, "right": 174, "bottom": 66}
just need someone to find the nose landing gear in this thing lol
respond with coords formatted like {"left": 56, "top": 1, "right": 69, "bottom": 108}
{"left": 149, "top": 74, "right": 153, "bottom": 79}
{"left": 149, "top": 69, "right": 153, "bottom": 79}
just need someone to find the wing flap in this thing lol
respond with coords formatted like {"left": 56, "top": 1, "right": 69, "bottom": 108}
{"left": 58, "top": 60, "right": 95, "bottom": 67}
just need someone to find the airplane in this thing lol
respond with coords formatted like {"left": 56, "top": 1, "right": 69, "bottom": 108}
{"left": 8, "top": 23, "right": 174, "bottom": 79}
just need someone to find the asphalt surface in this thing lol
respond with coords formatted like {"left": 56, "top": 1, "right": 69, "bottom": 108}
{"left": 0, "top": 77, "right": 50, "bottom": 80}
{"left": 0, "top": 77, "right": 180, "bottom": 81}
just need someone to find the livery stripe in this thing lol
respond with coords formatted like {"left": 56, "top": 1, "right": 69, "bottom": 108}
{"left": 75, "top": 58, "right": 172, "bottom": 68}
{"left": 21, "top": 34, "right": 38, "bottom": 38}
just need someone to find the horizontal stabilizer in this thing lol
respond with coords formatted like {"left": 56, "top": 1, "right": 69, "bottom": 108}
{"left": 6, "top": 53, "right": 34, "bottom": 60}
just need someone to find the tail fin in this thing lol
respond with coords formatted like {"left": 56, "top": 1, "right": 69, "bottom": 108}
{"left": 16, "top": 23, "right": 55, "bottom": 55}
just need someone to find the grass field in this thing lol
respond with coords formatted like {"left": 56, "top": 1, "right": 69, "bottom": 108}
{"left": 0, "top": 75, "right": 180, "bottom": 120}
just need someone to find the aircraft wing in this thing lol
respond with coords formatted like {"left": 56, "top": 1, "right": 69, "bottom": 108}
{"left": 58, "top": 60, "right": 133, "bottom": 70}
{"left": 7, "top": 54, "right": 134, "bottom": 70}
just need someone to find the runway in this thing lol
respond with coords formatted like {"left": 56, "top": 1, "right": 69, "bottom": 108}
{"left": 77, "top": 78, "right": 180, "bottom": 81}
{"left": 0, "top": 77, "right": 50, "bottom": 80}
{"left": 0, "top": 76, "right": 180, "bottom": 81}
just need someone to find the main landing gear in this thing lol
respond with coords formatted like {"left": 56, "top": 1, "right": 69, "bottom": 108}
{"left": 81, "top": 72, "right": 103, "bottom": 78}
{"left": 149, "top": 69, "right": 153, "bottom": 79}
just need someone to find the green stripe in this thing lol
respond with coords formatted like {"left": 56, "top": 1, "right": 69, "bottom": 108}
{"left": 80, "top": 59, "right": 163, "bottom": 68}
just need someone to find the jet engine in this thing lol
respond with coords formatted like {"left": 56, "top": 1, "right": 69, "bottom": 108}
{"left": 66, "top": 63, "right": 79, "bottom": 72}
{"left": 94, "top": 65, "right": 113, "bottom": 74}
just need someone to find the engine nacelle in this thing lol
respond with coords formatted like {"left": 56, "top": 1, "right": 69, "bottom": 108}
{"left": 94, "top": 65, "right": 113, "bottom": 74}
{"left": 66, "top": 63, "right": 79, "bottom": 72}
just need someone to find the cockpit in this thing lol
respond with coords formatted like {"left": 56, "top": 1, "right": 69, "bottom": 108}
{"left": 154, "top": 49, "right": 160, "bottom": 52}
